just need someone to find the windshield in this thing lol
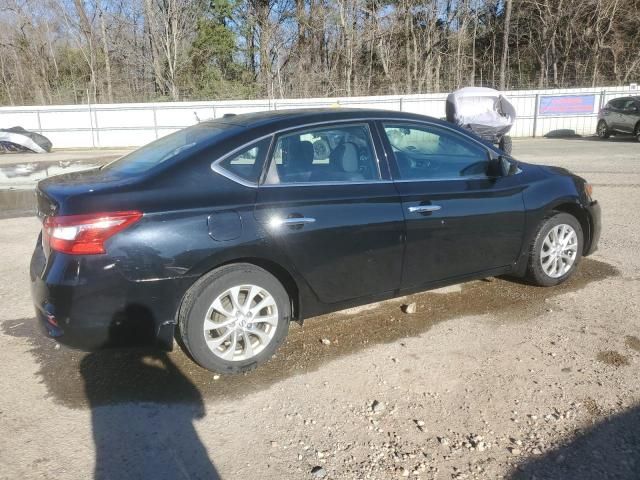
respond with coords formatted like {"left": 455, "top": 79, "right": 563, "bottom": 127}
{"left": 101, "top": 123, "right": 231, "bottom": 175}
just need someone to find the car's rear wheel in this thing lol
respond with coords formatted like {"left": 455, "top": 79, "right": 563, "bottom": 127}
{"left": 634, "top": 123, "right": 640, "bottom": 143}
{"left": 597, "top": 120, "right": 610, "bottom": 139}
{"left": 178, "top": 263, "right": 291, "bottom": 374}
{"left": 526, "top": 212, "right": 583, "bottom": 287}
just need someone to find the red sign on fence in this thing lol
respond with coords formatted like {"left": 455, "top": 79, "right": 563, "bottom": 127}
{"left": 539, "top": 95, "right": 596, "bottom": 116}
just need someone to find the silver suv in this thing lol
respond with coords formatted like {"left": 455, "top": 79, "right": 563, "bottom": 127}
{"left": 597, "top": 96, "right": 640, "bottom": 142}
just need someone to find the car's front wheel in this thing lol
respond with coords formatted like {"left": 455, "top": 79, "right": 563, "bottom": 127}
{"left": 634, "top": 123, "right": 640, "bottom": 143}
{"left": 526, "top": 212, "right": 583, "bottom": 287}
{"left": 597, "top": 120, "right": 610, "bottom": 139}
{"left": 178, "top": 263, "right": 291, "bottom": 374}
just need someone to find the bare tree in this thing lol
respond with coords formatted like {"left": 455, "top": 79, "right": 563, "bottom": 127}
{"left": 99, "top": 8, "right": 113, "bottom": 103}
{"left": 1, "top": 0, "right": 639, "bottom": 106}
{"left": 72, "top": 0, "right": 99, "bottom": 102}
{"left": 144, "top": 0, "right": 203, "bottom": 100}
{"left": 499, "top": 0, "right": 512, "bottom": 89}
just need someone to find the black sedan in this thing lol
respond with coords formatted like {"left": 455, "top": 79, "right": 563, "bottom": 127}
{"left": 30, "top": 109, "right": 601, "bottom": 373}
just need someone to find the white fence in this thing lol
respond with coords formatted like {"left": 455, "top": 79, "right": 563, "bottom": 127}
{"left": 0, "top": 85, "right": 637, "bottom": 149}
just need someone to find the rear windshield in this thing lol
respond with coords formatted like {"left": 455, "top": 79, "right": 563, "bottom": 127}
{"left": 102, "top": 123, "right": 234, "bottom": 175}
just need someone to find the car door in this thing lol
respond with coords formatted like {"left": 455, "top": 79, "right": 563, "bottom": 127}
{"left": 608, "top": 98, "right": 626, "bottom": 131}
{"left": 377, "top": 121, "right": 526, "bottom": 289}
{"left": 620, "top": 99, "right": 639, "bottom": 133}
{"left": 254, "top": 121, "right": 405, "bottom": 304}
{"left": 600, "top": 100, "right": 616, "bottom": 129}
{"left": 633, "top": 99, "right": 640, "bottom": 133}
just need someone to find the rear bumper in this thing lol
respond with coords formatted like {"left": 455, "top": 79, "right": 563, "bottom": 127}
{"left": 30, "top": 244, "right": 195, "bottom": 351}
{"left": 31, "top": 272, "right": 125, "bottom": 349}
{"left": 585, "top": 200, "right": 601, "bottom": 256}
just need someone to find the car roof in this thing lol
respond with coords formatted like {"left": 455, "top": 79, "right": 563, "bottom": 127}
{"left": 185, "top": 108, "right": 501, "bottom": 158}
{"left": 609, "top": 96, "right": 640, "bottom": 102}
{"left": 198, "top": 108, "right": 450, "bottom": 132}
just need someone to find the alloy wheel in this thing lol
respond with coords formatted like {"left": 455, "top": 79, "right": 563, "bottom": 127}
{"left": 597, "top": 122, "right": 608, "bottom": 138}
{"left": 203, "top": 284, "right": 279, "bottom": 361}
{"left": 540, "top": 224, "right": 578, "bottom": 278}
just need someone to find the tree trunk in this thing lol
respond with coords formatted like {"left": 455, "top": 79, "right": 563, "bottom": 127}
{"left": 100, "top": 12, "right": 113, "bottom": 103}
{"left": 144, "top": 0, "right": 166, "bottom": 96}
{"left": 499, "top": 0, "right": 512, "bottom": 90}
{"left": 74, "top": 0, "right": 97, "bottom": 102}
{"left": 0, "top": 54, "right": 14, "bottom": 105}
{"left": 470, "top": 3, "right": 478, "bottom": 86}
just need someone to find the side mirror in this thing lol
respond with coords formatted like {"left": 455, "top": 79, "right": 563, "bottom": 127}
{"left": 489, "top": 155, "right": 517, "bottom": 177}
{"left": 504, "top": 156, "right": 519, "bottom": 175}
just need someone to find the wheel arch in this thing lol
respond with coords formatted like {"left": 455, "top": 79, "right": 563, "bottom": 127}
{"left": 549, "top": 202, "right": 593, "bottom": 255}
{"left": 514, "top": 197, "right": 594, "bottom": 278}
{"left": 220, "top": 257, "right": 301, "bottom": 323}
{"left": 176, "top": 256, "right": 303, "bottom": 332}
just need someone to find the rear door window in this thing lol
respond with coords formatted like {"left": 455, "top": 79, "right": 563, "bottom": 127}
{"left": 263, "top": 124, "right": 380, "bottom": 184}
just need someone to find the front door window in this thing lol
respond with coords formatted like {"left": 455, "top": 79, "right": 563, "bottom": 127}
{"left": 383, "top": 123, "right": 491, "bottom": 180}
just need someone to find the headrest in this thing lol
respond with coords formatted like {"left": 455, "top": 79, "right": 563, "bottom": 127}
{"left": 340, "top": 143, "right": 359, "bottom": 173}
{"left": 287, "top": 139, "right": 314, "bottom": 170}
{"left": 300, "top": 141, "right": 314, "bottom": 165}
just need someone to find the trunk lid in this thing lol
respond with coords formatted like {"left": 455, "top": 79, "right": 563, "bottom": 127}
{"left": 36, "top": 167, "right": 142, "bottom": 217}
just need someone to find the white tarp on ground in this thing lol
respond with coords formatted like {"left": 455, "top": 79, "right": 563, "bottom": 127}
{"left": 0, "top": 130, "right": 46, "bottom": 153}
{"left": 0, "top": 128, "right": 51, "bottom": 153}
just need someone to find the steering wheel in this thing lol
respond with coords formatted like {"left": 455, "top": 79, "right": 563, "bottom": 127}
{"left": 312, "top": 138, "right": 331, "bottom": 160}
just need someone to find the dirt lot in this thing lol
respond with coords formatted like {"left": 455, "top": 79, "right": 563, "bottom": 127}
{"left": 1, "top": 137, "right": 639, "bottom": 480}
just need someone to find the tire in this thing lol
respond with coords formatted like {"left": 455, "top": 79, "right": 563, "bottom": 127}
{"left": 526, "top": 212, "right": 584, "bottom": 287}
{"left": 178, "top": 263, "right": 291, "bottom": 374}
{"left": 597, "top": 120, "right": 610, "bottom": 139}
{"left": 499, "top": 135, "right": 513, "bottom": 154}
{"left": 634, "top": 123, "right": 640, "bottom": 143}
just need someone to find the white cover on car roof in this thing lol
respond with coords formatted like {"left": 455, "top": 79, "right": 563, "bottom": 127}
{"left": 447, "top": 87, "right": 516, "bottom": 129}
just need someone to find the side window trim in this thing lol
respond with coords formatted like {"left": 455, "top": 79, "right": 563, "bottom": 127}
{"left": 260, "top": 121, "right": 384, "bottom": 187}
{"left": 211, "top": 118, "right": 502, "bottom": 187}
{"left": 378, "top": 120, "right": 496, "bottom": 182}
{"left": 610, "top": 98, "right": 626, "bottom": 110}
{"left": 211, "top": 134, "right": 274, "bottom": 188}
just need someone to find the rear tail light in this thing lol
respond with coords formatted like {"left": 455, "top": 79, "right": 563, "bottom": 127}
{"left": 43, "top": 211, "right": 143, "bottom": 255}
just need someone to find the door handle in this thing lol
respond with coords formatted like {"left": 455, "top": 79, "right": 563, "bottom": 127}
{"left": 268, "top": 217, "right": 316, "bottom": 228}
{"left": 408, "top": 205, "right": 442, "bottom": 214}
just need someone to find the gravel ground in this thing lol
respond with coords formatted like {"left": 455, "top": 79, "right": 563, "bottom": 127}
{"left": 1, "top": 137, "right": 639, "bottom": 480}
